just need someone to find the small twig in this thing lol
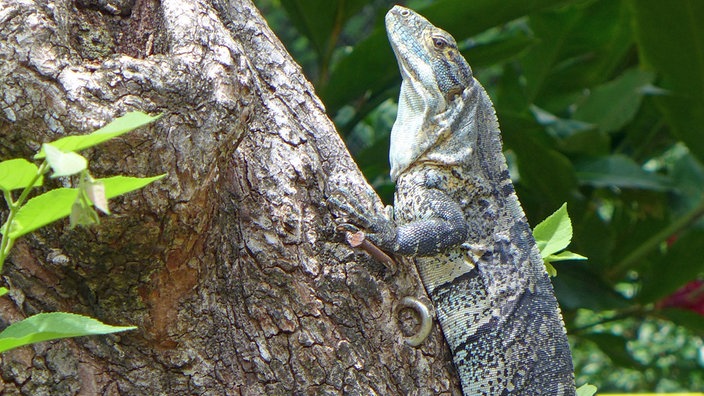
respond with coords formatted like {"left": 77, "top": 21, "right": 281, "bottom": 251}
{"left": 345, "top": 231, "right": 397, "bottom": 274}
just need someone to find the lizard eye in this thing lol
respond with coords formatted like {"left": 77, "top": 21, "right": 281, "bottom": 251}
{"left": 433, "top": 37, "right": 448, "bottom": 49}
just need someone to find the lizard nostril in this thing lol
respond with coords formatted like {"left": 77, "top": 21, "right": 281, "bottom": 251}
{"left": 400, "top": 9, "right": 410, "bottom": 16}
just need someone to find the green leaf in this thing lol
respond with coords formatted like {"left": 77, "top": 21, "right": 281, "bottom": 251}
{"left": 631, "top": 0, "right": 704, "bottom": 163}
{"left": 670, "top": 147, "right": 704, "bottom": 210}
{"left": 545, "top": 250, "right": 587, "bottom": 263}
{"left": 422, "top": 0, "right": 572, "bottom": 44}
{"left": 100, "top": 174, "right": 166, "bottom": 199}
{"left": 7, "top": 188, "right": 78, "bottom": 239}
{"left": 533, "top": 203, "right": 572, "bottom": 258}
{"left": 462, "top": 29, "right": 537, "bottom": 69}
{"left": 501, "top": 115, "right": 577, "bottom": 210}
{"left": 573, "top": 68, "right": 655, "bottom": 133}
{"left": 280, "top": 0, "right": 366, "bottom": 65}
{"left": 35, "top": 112, "right": 161, "bottom": 159}
{"left": 659, "top": 308, "right": 704, "bottom": 336}
{"left": 5, "top": 174, "right": 164, "bottom": 239}
{"left": 553, "top": 266, "right": 628, "bottom": 311}
{"left": 0, "top": 159, "right": 43, "bottom": 192}
{"left": 575, "top": 383, "right": 597, "bottom": 396}
{"left": 43, "top": 144, "right": 87, "bottom": 178}
{"left": 545, "top": 262, "right": 557, "bottom": 277}
{"left": 575, "top": 155, "right": 672, "bottom": 191}
{"left": 322, "top": 29, "right": 397, "bottom": 114}
{"left": 522, "top": 0, "right": 633, "bottom": 102}
{"left": 543, "top": 250, "right": 587, "bottom": 276}
{"left": 0, "top": 287, "right": 8, "bottom": 297}
{"left": 0, "top": 312, "right": 135, "bottom": 353}
{"left": 531, "top": 105, "right": 595, "bottom": 140}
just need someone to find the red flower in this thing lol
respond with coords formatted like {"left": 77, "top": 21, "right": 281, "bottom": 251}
{"left": 658, "top": 280, "right": 704, "bottom": 315}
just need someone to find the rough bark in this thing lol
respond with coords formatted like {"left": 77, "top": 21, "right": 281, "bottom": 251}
{"left": 0, "top": 0, "right": 462, "bottom": 394}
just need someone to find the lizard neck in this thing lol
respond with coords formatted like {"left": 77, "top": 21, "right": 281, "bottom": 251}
{"left": 391, "top": 78, "right": 508, "bottom": 186}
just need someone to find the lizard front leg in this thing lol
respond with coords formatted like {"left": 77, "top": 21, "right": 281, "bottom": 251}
{"left": 391, "top": 187, "right": 469, "bottom": 256}
{"left": 329, "top": 186, "right": 469, "bottom": 346}
{"left": 330, "top": 187, "right": 468, "bottom": 257}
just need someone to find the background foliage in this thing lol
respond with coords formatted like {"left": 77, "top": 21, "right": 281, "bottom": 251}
{"left": 257, "top": 0, "right": 704, "bottom": 392}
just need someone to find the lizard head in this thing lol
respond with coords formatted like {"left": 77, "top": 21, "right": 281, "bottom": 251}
{"left": 385, "top": 5, "right": 472, "bottom": 102}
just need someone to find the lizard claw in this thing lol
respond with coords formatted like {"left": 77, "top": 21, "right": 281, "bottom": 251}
{"left": 335, "top": 222, "right": 360, "bottom": 234}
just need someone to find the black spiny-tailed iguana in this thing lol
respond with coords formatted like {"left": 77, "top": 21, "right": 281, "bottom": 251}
{"left": 333, "top": 6, "right": 575, "bottom": 395}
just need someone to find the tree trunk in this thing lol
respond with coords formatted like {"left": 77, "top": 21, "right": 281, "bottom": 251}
{"left": 0, "top": 0, "right": 461, "bottom": 393}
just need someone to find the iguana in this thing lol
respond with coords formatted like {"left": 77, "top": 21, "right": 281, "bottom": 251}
{"left": 333, "top": 5, "right": 575, "bottom": 395}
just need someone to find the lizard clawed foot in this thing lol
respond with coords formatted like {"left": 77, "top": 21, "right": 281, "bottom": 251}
{"left": 397, "top": 296, "right": 433, "bottom": 347}
{"left": 327, "top": 189, "right": 380, "bottom": 231}
{"left": 327, "top": 189, "right": 398, "bottom": 273}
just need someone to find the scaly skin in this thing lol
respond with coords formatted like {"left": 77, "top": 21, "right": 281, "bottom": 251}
{"left": 373, "top": 6, "right": 575, "bottom": 395}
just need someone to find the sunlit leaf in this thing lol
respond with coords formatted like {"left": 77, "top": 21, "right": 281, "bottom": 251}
{"left": 544, "top": 250, "right": 587, "bottom": 276}
{"left": 43, "top": 144, "right": 87, "bottom": 178}
{"left": 35, "top": 112, "right": 161, "bottom": 159}
{"left": 0, "top": 159, "right": 43, "bottom": 192}
{"left": 545, "top": 250, "right": 587, "bottom": 262}
{"left": 0, "top": 312, "right": 135, "bottom": 353}
{"left": 533, "top": 203, "right": 572, "bottom": 258}
{"left": 100, "top": 174, "right": 166, "bottom": 198}
{"left": 545, "top": 262, "right": 557, "bottom": 277}
{"left": 576, "top": 383, "right": 597, "bottom": 396}
{"left": 7, "top": 188, "right": 78, "bottom": 239}
{"left": 5, "top": 174, "right": 164, "bottom": 239}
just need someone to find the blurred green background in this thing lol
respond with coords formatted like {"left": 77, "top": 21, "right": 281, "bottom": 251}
{"left": 256, "top": 0, "right": 704, "bottom": 392}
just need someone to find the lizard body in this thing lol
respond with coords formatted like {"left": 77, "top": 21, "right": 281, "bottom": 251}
{"left": 353, "top": 6, "right": 576, "bottom": 395}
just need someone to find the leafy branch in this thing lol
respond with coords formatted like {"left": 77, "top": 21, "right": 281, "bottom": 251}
{"left": 0, "top": 111, "right": 163, "bottom": 353}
